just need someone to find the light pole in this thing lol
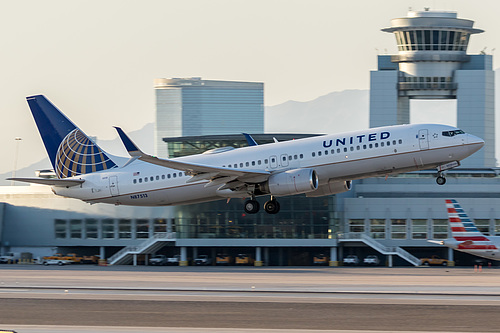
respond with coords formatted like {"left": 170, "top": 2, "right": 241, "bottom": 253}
{"left": 11, "top": 137, "right": 22, "bottom": 186}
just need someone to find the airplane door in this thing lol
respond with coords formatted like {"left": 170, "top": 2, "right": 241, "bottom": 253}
{"left": 109, "top": 176, "right": 120, "bottom": 196}
{"left": 418, "top": 129, "right": 429, "bottom": 150}
{"left": 280, "top": 154, "right": 289, "bottom": 167}
{"left": 270, "top": 155, "right": 278, "bottom": 169}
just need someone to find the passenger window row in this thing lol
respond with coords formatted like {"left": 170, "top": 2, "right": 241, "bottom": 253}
{"left": 133, "top": 172, "right": 184, "bottom": 184}
{"left": 222, "top": 154, "right": 305, "bottom": 169}
{"left": 312, "top": 139, "right": 404, "bottom": 157}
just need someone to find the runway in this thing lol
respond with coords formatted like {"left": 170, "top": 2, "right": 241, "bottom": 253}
{"left": 0, "top": 265, "right": 499, "bottom": 332}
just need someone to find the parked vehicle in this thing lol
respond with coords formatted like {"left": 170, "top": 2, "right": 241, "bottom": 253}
{"left": 166, "top": 254, "right": 181, "bottom": 265}
{"left": 42, "top": 259, "right": 71, "bottom": 266}
{"left": 149, "top": 255, "right": 168, "bottom": 266}
{"left": 0, "top": 252, "right": 20, "bottom": 264}
{"left": 194, "top": 255, "right": 212, "bottom": 265}
{"left": 420, "top": 255, "right": 450, "bottom": 266}
{"left": 235, "top": 254, "right": 254, "bottom": 265}
{"left": 343, "top": 255, "right": 359, "bottom": 266}
{"left": 363, "top": 255, "right": 380, "bottom": 265}
{"left": 313, "top": 254, "right": 329, "bottom": 265}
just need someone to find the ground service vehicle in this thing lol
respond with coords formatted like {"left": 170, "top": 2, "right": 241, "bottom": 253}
{"left": 43, "top": 253, "right": 63, "bottom": 261}
{"left": 62, "top": 253, "right": 84, "bottom": 263}
{"left": 149, "top": 255, "right": 168, "bottom": 266}
{"left": 420, "top": 255, "right": 450, "bottom": 266}
{"left": 313, "top": 254, "right": 329, "bottom": 265}
{"left": 194, "top": 255, "right": 212, "bottom": 265}
{"left": 235, "top": 254, "right": 254, "bottom": 265}
{"left": 343, "top": 255, "right": 359, "bottom": 266}
{"left": 216, "top": 254, "right": 233, "bottom": 265}
{"left": 82, "top": 255, "right": 100, "bottom": 264}
{"left": 363, "top": 255, "right": 380, "bottom": 265}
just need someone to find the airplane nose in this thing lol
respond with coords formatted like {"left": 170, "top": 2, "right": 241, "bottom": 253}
{"left": 467, "top": 134, "right": 485, "bottom": 146}
{"left": 467, "top": 134, "right": 485, "bottom": 152}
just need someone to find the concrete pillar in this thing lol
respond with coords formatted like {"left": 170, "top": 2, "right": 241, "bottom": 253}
{"left": 145, "top": 254, "right": 148, "bottom": 266}
{"left": 329, "top": 247, "right": 338, "bottom": 266}
{"left": 387, "top": 254, "right": 393, "bottom": 268}
{"left": 255, "top": 247, "right": 262, "bottom": 266}
{"left": 133, "top": 254, "right": 137, "bottom": 266}
{"left": 180, "top": 246, "right": 188, "bottom": 266}
{"left": 448, "top": 247, "right": 455, "bottom": 266}
{"left": 167, "top": 218, "right": 173, "bottom": 233}
{"left": 99, "top": 246, "right": 105, "bottom": 260}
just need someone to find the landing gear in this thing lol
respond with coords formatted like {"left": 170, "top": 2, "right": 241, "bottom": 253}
{"left": 436, "top": 173, "right": 446, "bottom": 185}
{"left": 244, "top": 199, "right": 260, "bottom": 214}
{"left": 264, "top": 197, "right": 280, "bottom": 214}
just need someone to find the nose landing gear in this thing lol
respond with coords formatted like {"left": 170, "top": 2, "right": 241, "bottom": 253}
{"left": 436, "top": 173, "right": 446, "bottom": 185}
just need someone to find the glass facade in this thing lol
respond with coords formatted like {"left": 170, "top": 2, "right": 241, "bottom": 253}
{"left": 155, "top": 78, "right": 264, "bottom": 158}
{"left": 411, "top": 219, "right": 427, "bottom": 239}
{"left": 391, "top": 219, "right": 407, "bottom": 239}
{"left": 474, "top": 219, "right": 490, "bottom": 235}
{"left": 370, "top": 219, "right": 385, "bottom": 239}
{"left": 394, "top": 29, "right": 470, "bottom": 51}
{"left": 174, "top": 196, "right": 335, "bottom": 239}
{"left": 432, "top": 219, "right": 448, "bottom": 239}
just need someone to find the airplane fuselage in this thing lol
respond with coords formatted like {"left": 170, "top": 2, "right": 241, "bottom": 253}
{"left": 53, "top": 123, "right": 483, "bottom": 206}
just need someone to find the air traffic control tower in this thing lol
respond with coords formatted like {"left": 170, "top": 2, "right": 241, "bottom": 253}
{"left": 370, "top": 10, "right": 495, "bottom": 168}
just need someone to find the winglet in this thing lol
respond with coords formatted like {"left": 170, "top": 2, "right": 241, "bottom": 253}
{"left": 242, "top": 133, "right": 258, "bottom": 146}
{"left": 114, "top": 127, "right": 143, "bottom": 157}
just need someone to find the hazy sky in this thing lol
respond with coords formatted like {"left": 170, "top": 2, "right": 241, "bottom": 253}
{"left": 2, "top": 0, "right": 500, "bottom": 174}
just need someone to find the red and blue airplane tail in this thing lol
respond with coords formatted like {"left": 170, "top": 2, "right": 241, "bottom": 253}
{"left": 445, "top": 199, "right": 496, "bottom": 250}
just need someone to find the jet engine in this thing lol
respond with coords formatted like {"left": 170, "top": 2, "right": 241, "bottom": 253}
{"left": 306, "top": 180, "right": 352, "bottom": 197}
{"left": 263, "top": 168, "right": 318, "bottom": 196}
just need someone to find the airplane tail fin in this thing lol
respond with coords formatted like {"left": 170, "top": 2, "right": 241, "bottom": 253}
{"left": 445, "top": 199, "right": 496, "bottom": 250}
{"left": 26, "top": 95, "right": 117, "bottom": 179}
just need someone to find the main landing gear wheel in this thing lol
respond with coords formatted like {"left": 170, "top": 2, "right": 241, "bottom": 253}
{"left": 436, "top": 173, "right": 446, "bottom": 185}
{"left": 264, "top": 199, "right": 280, "bottom": 214}
{"left": 244, "top": 199, "right": 260, "bottom": 214}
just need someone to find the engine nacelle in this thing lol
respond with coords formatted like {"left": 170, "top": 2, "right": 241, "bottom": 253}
{"left": 306, "top": 180, "right": 352, "bottom": 198}
{"left": 266, "top": 168, "right": 318, "bottom": 196}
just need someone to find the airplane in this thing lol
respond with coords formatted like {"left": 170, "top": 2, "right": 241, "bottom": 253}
{"left": 8, "top": 95, "right": 484, "bottom": 214}
{"left": 430, "top": 199, "right": 500, "bottom": 261}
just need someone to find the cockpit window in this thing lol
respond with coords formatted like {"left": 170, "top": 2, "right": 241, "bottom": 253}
{"left": 442, "top": 130, "right": 465, "bottom": 137}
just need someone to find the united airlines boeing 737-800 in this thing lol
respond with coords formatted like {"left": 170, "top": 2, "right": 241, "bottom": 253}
{"left": 9, "top": 95, "right": 484, "bottom": 214}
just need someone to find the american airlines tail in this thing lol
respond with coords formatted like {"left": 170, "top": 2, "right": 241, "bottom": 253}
{"left": 442, "top": 199, "right": 498, "bottom": 257}
{"left": 26, "top": 95, "right": 117, "bottom": 179}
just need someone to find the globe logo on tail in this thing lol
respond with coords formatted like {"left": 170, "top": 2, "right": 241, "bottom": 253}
{"left": 55, "top": 129, "right": 116, "bottom": 178}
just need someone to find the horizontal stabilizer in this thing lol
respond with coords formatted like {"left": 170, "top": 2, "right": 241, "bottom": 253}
{"left": 7, "top": 177, "right": 84, "bottom": 187}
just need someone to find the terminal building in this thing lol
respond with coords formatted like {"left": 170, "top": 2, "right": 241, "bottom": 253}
{"left": 0, "top": 10, "right": 497, "bottom": 266}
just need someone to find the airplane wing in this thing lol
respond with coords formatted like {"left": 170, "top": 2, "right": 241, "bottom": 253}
{"left": 114, "top": 127, "right": 270, "bottom": 187}
{"left": 7, "top": 177, "right": 84, "bottom": 187}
